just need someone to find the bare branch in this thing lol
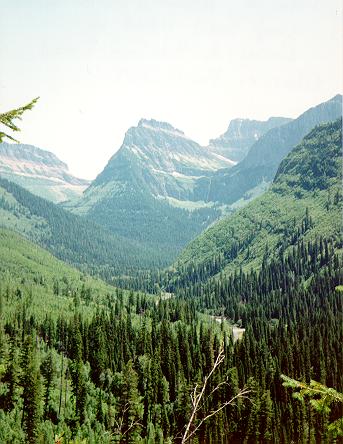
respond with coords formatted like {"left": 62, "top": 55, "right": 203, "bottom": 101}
{"left": 184, "top": 388, "right": 251, "bottom": 443}
{"left": 181, "top": 345, "right": 250, "bottom": 444}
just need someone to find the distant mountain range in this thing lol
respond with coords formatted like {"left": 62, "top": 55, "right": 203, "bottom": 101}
{"left": 0, "top": 142, "right": 89, "bottom": 203}
{"left": 208, "top": 116, "right": 292, "bottom": 162}
{"left": 65, "top": 116, "right": 296, "bottom": 264}
{"left": 87, "top": 118, "right": 235, "bottom": 203}
{"left": 66, "top": 95, "right": 341, "bottom": 265}
{"left": 199, "top": 94, "right": 342, "bottom": 205}
{"left": 0, "top": 95, "right": 341, "bottom": 268}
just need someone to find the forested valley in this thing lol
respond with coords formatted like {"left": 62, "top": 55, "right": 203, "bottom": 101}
{"left": 0, "top": 113, "right": 342, "bottom": 443}
{"left": 0, "top": 225, "right": 342, "bottom": 443}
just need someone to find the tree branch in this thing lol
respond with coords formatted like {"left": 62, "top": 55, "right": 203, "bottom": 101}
{"left": 181, "top": 346, "right": 249, "bottom": 443}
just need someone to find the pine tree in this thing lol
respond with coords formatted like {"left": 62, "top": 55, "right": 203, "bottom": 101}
{"left": 2, "top": 338, "right": 19, "bottom": 411}
{"left": 41, "top": 351, "right": 55, "bottom": 419}
{"left": 115, "top": 360, "right": 143, "bottom": 443}
{"left": 21, "top": 335, "right": 42, "bottom": 444}
{"left": 282, "top": 375, "right": 343, "bottom": 439}
{"left": 0, "top": 97, "right": 39, "bottom": 142}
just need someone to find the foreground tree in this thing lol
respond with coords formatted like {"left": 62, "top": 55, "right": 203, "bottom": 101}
{"left": 282, "top": 375, "right": 343, "bottom": 439}
{"left": 0, "top": 97, "right": 39, "bottom": 143}
{"left": 114, "top": 360, "right": 143, "bottom": 442}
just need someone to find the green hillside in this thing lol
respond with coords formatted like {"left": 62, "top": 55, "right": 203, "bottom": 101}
{"left": 0, "top": 177, "right": 164, "bottom": 274}
{"left": 0, "top": 227, "right": 123, "bottom": 320}
{"left": 172, "top": 119, "right": 342, "bottom": 287}
{"left": 72, "top": 183, "right": 219, "bottom": 261}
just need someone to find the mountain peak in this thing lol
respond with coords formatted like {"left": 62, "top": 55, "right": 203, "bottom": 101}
{"left": 216, "top": 116, "right": 292, "bottom": 141}
{"left": 137, "top": 118, "right": 186, "bottom": 138}
{"left": 208, "top": 116, "right": 292, "bottom": 162}
{"left": 329, "top": 93, "right": 342, "bottom": 101}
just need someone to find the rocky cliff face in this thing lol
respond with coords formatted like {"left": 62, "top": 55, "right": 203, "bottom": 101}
{"left": 208, "top": 117, "right": 292, "bottom": 162}
{"left": 0, "top": 143, "right": 89, "bottom": 203}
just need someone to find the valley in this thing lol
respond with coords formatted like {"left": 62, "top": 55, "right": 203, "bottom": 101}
{"left": 0, "top": 97, "right": 342, "bottom": 443}
{"left": 2, "top": 2, "right": 342, "bottom": 442}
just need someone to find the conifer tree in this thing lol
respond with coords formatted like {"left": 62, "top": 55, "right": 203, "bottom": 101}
{"left": 41, "top": 351, "right": 55, "bottom": 419}
{"left": 0, "top": 97, "right": 39, "bottom": 142}
{"left": 115, "top": 360, "right": 143, "bottom": 442}
{"left": 69, "top": 320, "right": 87, "bottom": 424}
{"left": 282, "top": 375, "right": 343, "bottom": 439}
{"left": 2, "top": 338, "right": 19, "bottom": 412}
{"left": 21, "top": 335, "right": 42, "bottom": 444}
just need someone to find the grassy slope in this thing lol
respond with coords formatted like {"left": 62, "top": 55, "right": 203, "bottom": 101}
{"left": 0, "top": 228, "right": 119, "bottom": 320}
{"left": 175, "top": 119, "right": 342, "bottom": 277}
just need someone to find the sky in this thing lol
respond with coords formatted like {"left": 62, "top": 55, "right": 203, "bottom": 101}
{"left": 1, "top": 0, "right": 342, "bottom": 179}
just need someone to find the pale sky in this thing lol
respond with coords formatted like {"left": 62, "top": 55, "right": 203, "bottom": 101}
{"left": 1, "top": 0, "right": 342, "bottom": 179}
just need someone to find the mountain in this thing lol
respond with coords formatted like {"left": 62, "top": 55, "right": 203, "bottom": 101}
{"left": 83, "top": 118, "right": 234, "bottom": 202}
{"left": 197, "top": 94, "right": 342, "bottom": 206}
{"left": 0, "top": 177, "right": 162, "bottom": 274}
{"left": 66, "top": 119, "right": 235, "bottom": 264}
{"left": 0, "top": 142, "right": 89, "bottom": 203}
{"left": 65, "top": 100, "right": 339, "bottom": 266}
{"left": 171, "top": 118, "right": 342, "bottom": 287}
{"left": 208, "top": 116, "right": 292, "bottom": 162}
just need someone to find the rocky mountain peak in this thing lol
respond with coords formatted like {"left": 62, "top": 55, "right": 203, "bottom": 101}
{"left": 138, "top": 118, "right": 184, "bottom": 134}
{"left": 209, "top": 116, "right": 292, "bottom": 162}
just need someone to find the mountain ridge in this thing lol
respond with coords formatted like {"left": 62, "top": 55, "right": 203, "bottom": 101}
{"left": 65, "top": 97, "right": 340, "bottom": 268}
{"left": 199, "top": 94, "right": 342, "bottom": 206}
{"left": 0, "top": 176, "right": 163, "bottom": 274}
{"left": 208, "top": 116, "right": 292, "bottom": 161}
{"left": 0, "top": 142, "right": 90, "bottom": 203}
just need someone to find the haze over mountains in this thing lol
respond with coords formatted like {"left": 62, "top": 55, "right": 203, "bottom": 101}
{"left": 77, "top": 118, "right": 234, "bottom": 206}
{"left": 66, "top": 94, "right": 342, "bottom": 264}
{"left": 64, "top": 118, "right": 234, "bottom": 263}
{"left": 198, "top": 94, "right": 343, "bottom": 205}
